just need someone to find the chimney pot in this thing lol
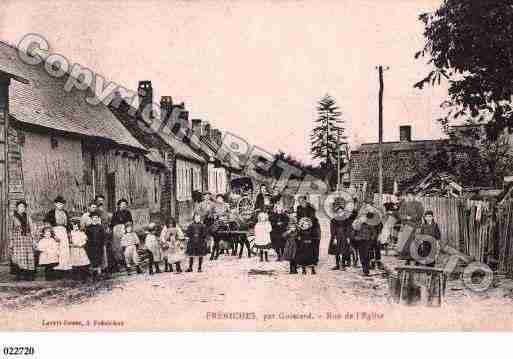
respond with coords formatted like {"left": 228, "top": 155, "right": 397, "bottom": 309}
{"left": 399, "top": 125, "right": 412, "bottom": 142}
{"left": 160, "top": 96, "right": 173, "bottom": 122}
{"left": 192, "top": 119, "right": 203, "bottom": 136}
{"left": 138, "top": 80, "right": 153, "bottom": 117}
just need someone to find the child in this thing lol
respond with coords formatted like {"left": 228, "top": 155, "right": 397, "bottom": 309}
{"left": 417, "top": 210, "right": 441, "bottom": 267}
{"left": 254, "top": 212, "right": 272, "bottom": 262}
{"left": 283, "top": 215, "right": 298, "bottom": 274}
{"left": 85, "top": 212, "right": 106, "bottom": 281}
{"left": 69, "top": 219, "right": 90, "bottom": 282}
{"left": 160, "top": 217, "right": 185, "bottom": 273}
{"left": 269, "top": 203, "right": 289, "bottom": 261}
{"left": 37, "top": 226, "right": 59, "bottom": 281}
{"left": 329, "top": 208, "right": 356, "bottom": 271}
{"left": 352, "top": 212, "right": 379, "bottom": 277}
{"left": 121, "top": 222, "right": 142, "bottom": 275}
{"left": 185, "top": 213, "right": 208, "bottom": 272}
{"left": 145, "top": 223, "right": 162, "bottom": 275}
{"left": 295, "top": 216, "right": 320, "bottom": 275}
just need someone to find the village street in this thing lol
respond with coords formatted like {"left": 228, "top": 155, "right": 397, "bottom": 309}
{"left": 2, "top": 215, "right": 513, "bottom": 331}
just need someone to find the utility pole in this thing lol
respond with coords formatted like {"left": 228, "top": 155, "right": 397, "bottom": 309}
{"left": 337, "top": 130, "right": 341, "bottom": 192}
{"left": 377, "top": 65, "right": 388, "bottom": 206}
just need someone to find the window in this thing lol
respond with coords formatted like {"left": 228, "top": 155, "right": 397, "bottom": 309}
{"left": 154, "top": 174, "right": 160, "bottom": 204}
{"left": 176, "top": 160, "right": 202, "bottom": 201}
{"left": 214, "top": 167, "right": 227, "bottom": 194}
{"left": 50, "top": 136, "right": 58, "bottom": 149}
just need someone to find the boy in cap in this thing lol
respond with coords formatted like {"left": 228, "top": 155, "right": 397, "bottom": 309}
{"left": 417, "top": 210, "right": 441, "bottom": 267}
{"left": 352, "top": 212, "right": 379, "bottom": 276}
{"left": 85, "top": 212, "right": 106, "bottom": 281}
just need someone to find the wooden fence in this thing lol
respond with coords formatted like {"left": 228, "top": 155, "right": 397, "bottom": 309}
{"left": 380, "top": 195, "right": 513, "bottom": 277}
{"left": 496, "top": 202, "right": 513, "bottom": 276}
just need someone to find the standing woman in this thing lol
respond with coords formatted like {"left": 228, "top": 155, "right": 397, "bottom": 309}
{"left": 269, "top": 202, "right": 289, "bottom": 261}
{"left": 44, "top": 196, "right": 72, "bottom": 277}
{"left": 110, "top": 199, "right": 133, "bottom": 272}
{"left": 10, "top": 200, "right": 36, "bottom": 281}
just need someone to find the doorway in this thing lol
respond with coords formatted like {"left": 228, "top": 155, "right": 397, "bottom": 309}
{"left": 106, "top": 172, "right": 116, "bottom": 213}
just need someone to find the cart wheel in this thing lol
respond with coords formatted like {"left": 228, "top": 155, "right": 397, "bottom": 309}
{"left": 237, "top": 196, "right": 254, "bottom": 220}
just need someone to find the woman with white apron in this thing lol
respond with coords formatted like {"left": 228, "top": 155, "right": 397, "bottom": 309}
{"left": 44, "top": 196, "right": 72, "bottom": 277}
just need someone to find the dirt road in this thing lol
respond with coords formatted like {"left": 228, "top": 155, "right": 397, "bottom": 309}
{"left": 2, "top": 216, "right": 513, "bottom": 330}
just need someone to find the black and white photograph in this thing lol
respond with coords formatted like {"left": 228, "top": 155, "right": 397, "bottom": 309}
{"left": 0, "top": 0, "right": 512, "bottom": 340}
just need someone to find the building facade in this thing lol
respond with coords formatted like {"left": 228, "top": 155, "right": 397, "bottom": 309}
{"left": 110, "top": 82, "right": 207, "bottom": 225}
{"left": 0, "top": 42, "right": 165, "bottom": 260}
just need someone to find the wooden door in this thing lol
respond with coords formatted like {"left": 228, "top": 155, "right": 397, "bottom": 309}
{"left": 106, "top": 172, "right": 116, "bottom": 213}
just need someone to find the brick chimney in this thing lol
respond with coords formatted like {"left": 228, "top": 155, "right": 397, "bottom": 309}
{"left": 160, "top": 96, "right": 173, "bottom": 123}
{"left": 138, "top": 80, "right": 153, "bottom": 116}
{"left": 191, "top": 119, "right": 203, "bottom": 136}
{"left": 203, "top": 122, "right": 211, "bottom": 139}
{"left": 212, "top": 128, "right": 222, "bottom": 146}
{"left": 399, "top": 125, "right": 411, "bottom": 142}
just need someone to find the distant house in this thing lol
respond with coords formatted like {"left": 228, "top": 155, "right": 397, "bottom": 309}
{"left": 109, "top": 82, "right": 206, "bottom": 225}
{"left": 350, "top": 125, "right": 470, "bottom": 194}
{"left": 189, "top": 119, "right": 242, "bottom": 196}
{"left": 0, "top": 42, "right": 164, "bottom": 260}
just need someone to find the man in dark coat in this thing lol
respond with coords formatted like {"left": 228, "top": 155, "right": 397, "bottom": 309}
{"left": 329, "top": 208, "right": 357, "bottom": 270}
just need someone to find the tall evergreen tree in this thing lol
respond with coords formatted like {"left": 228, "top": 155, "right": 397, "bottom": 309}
{"left": 310, "top": 94, "right": 346, "bottom": 172}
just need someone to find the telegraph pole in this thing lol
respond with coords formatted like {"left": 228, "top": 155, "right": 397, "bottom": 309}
{"left": 337, "top": 130, "right": 341, "bottom": 192}
{"left": 377, "top": 65, "right": 388, "bottom": 206}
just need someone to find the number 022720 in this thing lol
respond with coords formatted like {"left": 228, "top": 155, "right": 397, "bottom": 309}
{"left": 2, "top": 347, "right": 34, "bottom": 356}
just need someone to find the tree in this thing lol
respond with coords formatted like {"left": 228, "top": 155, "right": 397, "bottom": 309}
{"left": 449, "top": 125, "right": 513, "bottom": 187}
{"left": 310, "top": 94, "right": 346, "bottom": 184}
{"left": 415, "top": 0, "right": 513, "bottom": 139}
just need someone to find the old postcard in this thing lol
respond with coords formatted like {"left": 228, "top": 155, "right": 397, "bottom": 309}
{"left": 0, "top": 0, "right": 512, "bottom": 332}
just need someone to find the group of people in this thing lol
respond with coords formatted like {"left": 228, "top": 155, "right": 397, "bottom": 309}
{"left": 8, "top": 184, "right": 442, "bottom": 282}
{"left": 327, "top": 190, "right": 442, "bottom": 277}
{"left": 8, "top": 195, "right": 218, "bottom": 282}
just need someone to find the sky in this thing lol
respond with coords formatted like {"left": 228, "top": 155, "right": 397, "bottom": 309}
{"left": 0, "top": 0, "right": 448, "bottom": 164}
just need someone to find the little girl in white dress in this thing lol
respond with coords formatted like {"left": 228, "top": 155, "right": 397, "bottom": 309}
{"left": 254, "top": 212, "right": 272, "bottom": 262}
